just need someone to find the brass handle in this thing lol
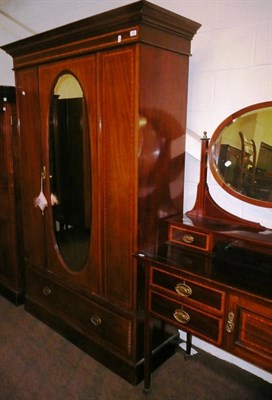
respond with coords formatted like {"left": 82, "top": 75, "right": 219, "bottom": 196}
{"left": 90, "top": 315, "right": 102, "bottom": 327}
{"left": 226, "top": 311, "right": 235, "bottom": 333}
{"left": 173, "top": 309, "right": 190, "bottom": 325}
{"left": 175, "top": 282, "right": 192, "bottom": 297}
{"left": 182, "top": 234, "right": 194, "bottom": 244}
{"left": 41, "top": 166, "right": 46, "bottom": 180}
{"left": 42, "top": 286, "right": 52, "bottom": 296}
{"left": 33, "top": 166, "right": 48, "bottom": 215}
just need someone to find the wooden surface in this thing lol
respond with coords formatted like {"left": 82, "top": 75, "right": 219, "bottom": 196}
{"left": 2, "top": 1, "right": 200, "bottom": 384}
{"left": 0, "top": 86, "right": 24, "bottom": 304}
{"left": 139, "top": 243, "right": 272, "bottom": 390}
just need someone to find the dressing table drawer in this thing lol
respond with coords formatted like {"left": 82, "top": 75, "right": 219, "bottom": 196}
{"left": 26, "top": 268, "right": 131, "bottom": 357}
{"left": 151, "top": 267, "right": 225, "bottom": 314}
{"left": 151, "top": 291, "right": 223, "bottom": 345}
{"left": 168, "top": 224, "right": 213, "bottom": 252}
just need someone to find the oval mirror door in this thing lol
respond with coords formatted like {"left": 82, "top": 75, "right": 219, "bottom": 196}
{"left": 49, "top": 73, "right": 91, "bottom": 271}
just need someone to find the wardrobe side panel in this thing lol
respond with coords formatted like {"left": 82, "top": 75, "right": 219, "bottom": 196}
{"left": 138, "top": 45, "right": 188, "bottom": 248}
{"left": 99, "top": 47, "right": 138, "bottom": 310}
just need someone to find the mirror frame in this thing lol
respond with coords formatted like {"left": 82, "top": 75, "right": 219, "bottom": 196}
{"left": 49, "top": 72, "right": 91, "bottom": 272}
{"left": 209, "top": 101, "right": 272, "bottom": 208}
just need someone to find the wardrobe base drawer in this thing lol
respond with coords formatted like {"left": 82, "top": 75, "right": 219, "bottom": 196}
{"left": 25, "top": 267, "right": 132, "bottom": 357}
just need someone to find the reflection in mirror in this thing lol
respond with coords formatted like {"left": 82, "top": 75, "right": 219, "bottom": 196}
{"left": 210, "top": 102, "right": 272, "bottom": 207}
{"left": 49, "top": 73, "right": 90, "bottom": 271}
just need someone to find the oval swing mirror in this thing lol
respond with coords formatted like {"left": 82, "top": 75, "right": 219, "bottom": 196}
{"left": 49, "top": 73, "right": 91, "bottom": 271}
{"left": 209, "top": 101, "right": 272, "bottom": 208}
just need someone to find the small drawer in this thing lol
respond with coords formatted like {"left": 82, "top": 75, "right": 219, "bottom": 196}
{"left": 151, "top": 291, "right": 223, "bottom": 345}
{"left": 151, "top": 267, "right": 225, "bottom": 314}
{"left": 169, "top": 225, "right": 213, "bottom": 252}
{"left": 26, "top": 268, "right": 132, "bottom": 357}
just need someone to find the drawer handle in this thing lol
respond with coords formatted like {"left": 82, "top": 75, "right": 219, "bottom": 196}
{"left": 226, "top": 311, "right": 235, "bottom": 333}
{"left": 42, "top": 286, "right": 52, "bottom": 296}
{"left": 175, "top": 282, "right": 192, "bottom": 297}
{"left": 173, "top": 309, "right": 190, "bottom": 325}
{"left": 90, "top": 315, "right": 102, "bottom": 327}
{"left": 182, "top": 234, "right": 194, "bottom": 244}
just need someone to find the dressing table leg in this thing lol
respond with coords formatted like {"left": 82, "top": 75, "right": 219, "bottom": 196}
{"left": 186, "top": 332, "right": 192, "bottom": 355}
{"left": 143, "top": 313, "right": 152, "bottom": 393}
{"left": 143, "top": 266, "right": 152, "bottom": 394}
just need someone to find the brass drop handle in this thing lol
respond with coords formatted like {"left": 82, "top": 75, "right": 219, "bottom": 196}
{"left": 90, "top": 315, "right": 102, "bottom": 327}
{"left": 182, "top": 234, "right": 194, "bottom": 244}
{"left": 173, "top": 309, "right": 190, "bottom": 325}
{"left": 175, "top": 282, "right": 192, "bottom": 297}
{"left": 226, "top": 311, "right": 235, "bottom": 333}
{"left": 41, "top": 166, "right": 46, "bottom": 180}
{"left": 42, "top": 286, "right": 52, "bottom": 296}
{"left": 34, "top": 166, "right": 48, "bottom": 215}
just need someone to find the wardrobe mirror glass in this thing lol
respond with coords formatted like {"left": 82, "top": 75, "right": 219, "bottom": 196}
{"left": 49, "top": 73, "right": 91, "bottom": 271}
{"left": 209, "top": 102, "right": 272, "bottom": 207}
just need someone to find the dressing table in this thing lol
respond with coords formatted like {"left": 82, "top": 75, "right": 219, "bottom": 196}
{"left": 138, "top": 102, "right": 272, "bottom": 392}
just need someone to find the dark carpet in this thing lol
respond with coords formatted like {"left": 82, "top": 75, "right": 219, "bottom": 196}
{"left": 0, "top": 295, "right": 271, "bottom": 400}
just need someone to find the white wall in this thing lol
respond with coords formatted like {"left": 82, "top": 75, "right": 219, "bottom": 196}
{"left": 1, "top": 0, "right": 271, "bottom": 383}
{"left": 183, "top": 0, "right": 272, "bottom": 230}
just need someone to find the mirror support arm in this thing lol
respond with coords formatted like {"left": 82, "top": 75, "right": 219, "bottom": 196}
{"left": 198, "top": 131, "right": 210, "bottom": 217}
{"left": 186, "top": 131, "right": 210, "bottom": 220}
{"left": 186, "top": 134, "right": 265, "bottom": 232}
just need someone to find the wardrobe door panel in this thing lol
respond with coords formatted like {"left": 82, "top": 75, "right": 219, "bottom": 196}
{"left": 16, "top": 68, "right": 46, "bottom": 270}
{"left": 38, "top": 56, "right": 100, "bottom": 292}
{"left": 99, "top": 47, "right": 137, "bottom": 309}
